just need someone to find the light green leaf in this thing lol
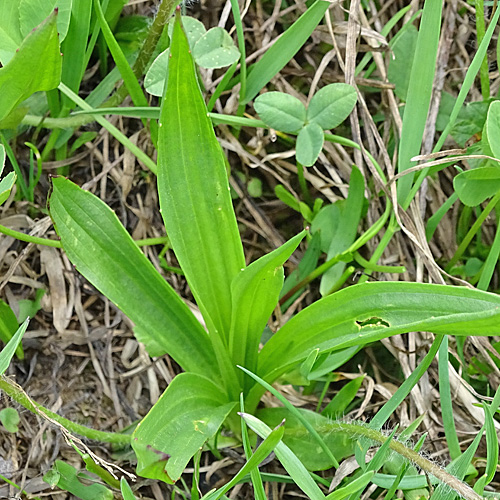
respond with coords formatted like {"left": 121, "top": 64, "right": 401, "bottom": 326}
{"left": 43, "top": 461, "right": 113, "bottom": 500}
{"left": 240, "top": 413, "right": 325, "bottom": 500}
{"left": 325, "top": 471, "right": 374, "bottom": 500}
{"left": 387, "top": 25, "right": 418, "bottom": 101}
{"left": 0, "top": 407, "right": 20, "bottom": 433}
{"left": 19, "top": 0, "right": 72, "bottom": 42}
{"left": 0, "top": 10, "right": 62, "bottom": 122}
{"left": 243, "top": 0, "right": 330, "bottom": 104}
{"left": 257, "top": 282, "right": 500, "bottom": 384}
{"left": 307, "top": 83, "right": 357, "bottom": 130}
{"left": 453, "top": 167, "right": 500, "bottom": 207}
{"left": 48, "top": 177, "right": 218, "bottom": 378}
{"left": 257, "top": 407, "right": 353, "bottom": 470}
{"left": 0, "top": 144, "right": 16, "bottom": 206}
{"left": 320, "top": 166, "right": 364, "bottom": 295}
{"left": 0, "top": 318, "right": 28, "bottom": 374}
{"left": 144, "top": 48, "right": 170, "bottom": 97}
{"left": 132, "top": 373, "right": 236, "bottom": 482}
{"left": 296, "top": 122, "right": 324, "bottom": 166}
{"left": 0, "top": 2, "right": 23, "bottom": 64}
{"left": 0, "top": 299, "right": 23, "bottom": 360}
{"left": 120, "top": 478, "right": 137, "bottom": 500}
{"left": 254, "top": 92, "right": 306, "bottom": 133}
{"left": 482, "top": 404, "right": 497, "bottom": 484}
{"left": 158, "top": 13, "right": 245, "bottom": 340}
{"left": 485, "top": 100, "right": 500, "bottom": 160}
{"left": 310, "top": 203, "right": 340, "bottom": 253}
{"left": 193, "top": 27, "right": 240, "bottom": 69}
{"left": 168, "top": 16, "right": 207, "bottom": 47}
{"left": 229, "top": 231, "right": 306, "bottom": 387}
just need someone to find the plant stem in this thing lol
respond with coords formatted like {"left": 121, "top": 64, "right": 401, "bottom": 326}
{"left": 304, "top": 421, "right": 483, "bottom": 500}
{"left": 0, "top": 224, "right": 168, "bottom": 249}
{"left": 0, "top": 376, "right": 131, "bottom": 445}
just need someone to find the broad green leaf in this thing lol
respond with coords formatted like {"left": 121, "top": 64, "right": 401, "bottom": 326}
{"left": 0, "top": 319, "right": 28, "bottom": 374}
{"left": 19, "top": 0, "right": 72, "bottom": 41}
{"left": 158, "top": 13, "right": 245, "bottom": 340}
{"left": 193, "top": 27, "right": 240, "bottom": 69}
{"left": 257, "top": 282, "right": 500, "bottom": 383}
{"left": 144, "top": 48, "right": 170, "bottom": 97}
{"left": 0, "top": 299, "right": 23, "bottom": 360}
{"left": 132, "top": 373, "right": 236, "bottom": 482}
{"left": 307, "top": 84, "right": 357, "bottom": 130}
{"left": 49, "top": 177, "right": 218, "bottom": 378}
{"left": 0, "top": 407, "right": 19, "bottom": 433}
{"left": 453, "top": 167, "right": 500, "bottom": 207}
{"left": 240, "top": 413, "right": 325, "bottom": 500}
{"left": 254, "top": 92, "right": 306, "bottom": 133}
{"left": 257, "top": 407, "right": 353, "bottom": 470}
{"left": 296, "top": 122, "right": 324, "bottom": 166}
{"left": 43, "top": 461, "right": 113, "bottom": 500}
{"left": 0, "top": 10, "right": 62, "bottom": 122}
{"left": 387, "top": 25, "right": 418, "bottom": 101}
{"left": 320, "top": 166, "right": 364, "bottom": 295}
{"left": 229, "top": 231, "right": 305, "bottom": 386}
{"left": 243, "top": 0, "right": 330, "bottom": 104}
{"left": 485, "top": 100, "right": 500, "bottom": 159}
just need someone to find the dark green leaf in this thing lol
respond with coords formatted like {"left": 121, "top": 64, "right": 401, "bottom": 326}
{"left": 0, "top": 299, "right": 23, "bottom": 359}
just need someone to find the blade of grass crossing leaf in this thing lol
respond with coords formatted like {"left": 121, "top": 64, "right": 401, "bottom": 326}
{"left": 0, "top": 319, "right": 29, "bottom": 375}
{"left": 240, "top": 395, "right": 267, "bottom": 500}
{"left": 409, "top": 6, "right": 500, "bottom": 204}
{"left": 158, "top": 13, "right": 245, "bottom": 341}
{"left": 438, "top": 337, "right": 461, "bottom": 459}
{"left": 397, "top": 0, "right": 442, "bottom": 204}
{"left": 325, "top": 472, "right": 374, "bottom": 500}
{"left": 242, "top": 1, "right": 329, "bottom": 104}
{"left": 203, "top": 419, "right": 283, "bottom": 500}
{"left": 58, "top": 83, "right": 158, "bottom": 173}
{"left": 429, "top": 430, "right": 482, "bottom": 500}
{"left": 240, "top": 413, "right": 325, "bottom": 500}
{"left": 239, "top": 365, "right": 339, "bottom": 468}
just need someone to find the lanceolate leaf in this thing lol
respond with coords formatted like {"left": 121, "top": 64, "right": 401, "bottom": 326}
{"left": 0, "top": 10, "right": 62, "bottom": 121}
{"left": 158, "top": 12, "right": 245, "bottom": 340}
{"left": 132, "top": 373, "right": 236, "bottom": 482}
{"left": 257, "top": 282, "right": 500, "bottom": 383}
{"left": 229, "top": 231, "right": 305, "bottom": 388}
{"left": 49, "top": 177, "right": 218, "bottom": 378}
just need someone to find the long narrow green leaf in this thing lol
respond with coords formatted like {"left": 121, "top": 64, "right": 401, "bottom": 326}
{"left": 49, "top": 176, "right": 218, "bottom": 378}
{"left": 257, "top": 282, "right": 500, "bottom": 382}
{"left": 60, "top": 0, "right": 92, "bottom": 108}
{"left": 397, "top": 0, "right": 442, "bottom": 203}
{"left": 0, "top": 319, "right": 29, "bottom": 375}
{"left": 158, "top": 13, "right": 245, "bottom": 340}
{"left": 242, "top": 1, "right": 329, "bottom": 104}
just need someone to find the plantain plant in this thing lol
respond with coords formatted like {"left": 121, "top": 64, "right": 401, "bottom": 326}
{"left": 41, "top": 11, "right": 500, "bottom": 487}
